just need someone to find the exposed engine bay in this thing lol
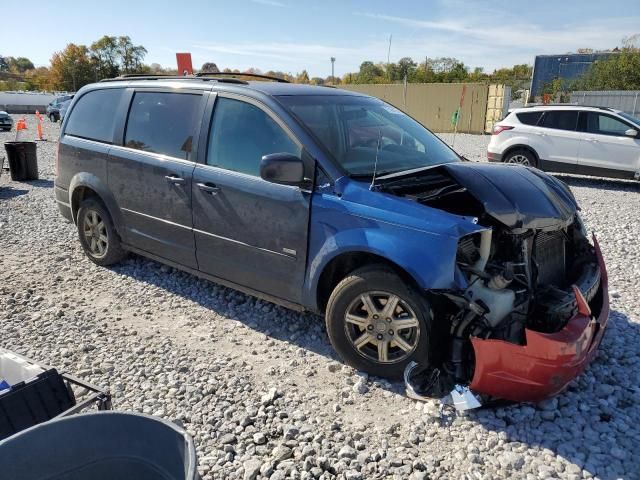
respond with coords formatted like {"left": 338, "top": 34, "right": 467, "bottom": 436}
{"left": 375, "top": 162, "right": 603, "bottom": 408}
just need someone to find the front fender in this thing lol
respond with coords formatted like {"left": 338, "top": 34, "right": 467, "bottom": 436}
{"left": 303, "top": 190, "right": 484, "bottom": 310}
{"left": 68, "top": 172, "right": 125, "bottom": 236}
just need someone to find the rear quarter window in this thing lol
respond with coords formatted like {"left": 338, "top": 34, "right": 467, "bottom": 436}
{"left": 515, "top": 111, "right": 543, "bottom": 126}
{"left": 65, "top": 89, "right": 124, "bottom": 143}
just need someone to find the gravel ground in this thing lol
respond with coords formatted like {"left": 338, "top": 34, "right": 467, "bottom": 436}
{"left": 1, "top": 115, "right": 640, "bottom": 479}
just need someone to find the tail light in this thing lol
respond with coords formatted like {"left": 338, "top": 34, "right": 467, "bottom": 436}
{"left": 55, "top": 142, "right": 60, "bottom": 177}
{"left": 492, "top": 125, "right": 514, "bottom": 135}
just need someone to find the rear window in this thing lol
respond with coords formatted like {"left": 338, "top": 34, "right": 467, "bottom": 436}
{"left": 516, "top": 111, "right": 543, "bottom": 126}
{"left": 124, "top": 92, "right": 202, "bottom": 160}
{"left": 65, "top": 89, "right": 123, "bottom": 143}
{"left": 539, "top": 110, "right": 578, "bottom": 131}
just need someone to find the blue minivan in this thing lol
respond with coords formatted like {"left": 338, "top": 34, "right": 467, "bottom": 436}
{"left": 55, "top": 74, "right": 607, "bottom": 403}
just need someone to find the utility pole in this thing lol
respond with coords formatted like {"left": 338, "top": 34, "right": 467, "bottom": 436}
{"left": 330, "top": 57, "right": 335, "bottom": 84}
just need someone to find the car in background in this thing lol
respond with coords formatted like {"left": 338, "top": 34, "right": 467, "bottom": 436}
{"left": 0, "top": 111, "right": 13, "bottom": 131}
{"left": 58, "top": 100, "right": 72, "bottom": 123}
{"left": 488, "top": 105, "right": 640, "bottom": 181}
{"left": 46, "top": 95, "right": 74, "bottom": 122}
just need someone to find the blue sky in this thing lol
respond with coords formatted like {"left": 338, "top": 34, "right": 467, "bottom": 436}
{"left": 4, "top": 0, "right": 640, "bottom": 77}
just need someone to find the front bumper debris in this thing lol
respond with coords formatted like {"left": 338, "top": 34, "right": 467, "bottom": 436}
{"left": 469, "top": 235, "right": 609, "bottom": 402}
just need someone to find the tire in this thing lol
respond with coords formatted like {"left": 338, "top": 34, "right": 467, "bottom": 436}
{"left": 49, "top": 113, "right": 57, "bottom": 123}
{"left": 76, "top": 198, "right": 126, "bottom": 266}
{"left": 504, "top": 149, "right": 537, "bottom": 168}
{"left": 325, "top": 265, "right": 431, "bottom": 379}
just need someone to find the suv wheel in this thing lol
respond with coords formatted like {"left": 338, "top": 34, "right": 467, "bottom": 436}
{"left": 76, "top": 198, "right": 126, "bottom": 266}
{"left": 504, "top": 149, "right": 536, "bottom": 167}
{"left": 325, "top": 266, "right": 431, "bottom": 379}
{"left": 49, "top": 113, "right": 57, "bottom": 122}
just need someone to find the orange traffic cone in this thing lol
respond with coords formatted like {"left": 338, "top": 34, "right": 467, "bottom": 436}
{"left": 35, "top": 110, "right": 45, "bottom": 141}
{"left": 15, "top": 117, "right": 27, "bottom": 141}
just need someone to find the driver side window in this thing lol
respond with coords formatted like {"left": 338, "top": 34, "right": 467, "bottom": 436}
{"left": 207, "top": 97, "right": 300, "bottom": 177}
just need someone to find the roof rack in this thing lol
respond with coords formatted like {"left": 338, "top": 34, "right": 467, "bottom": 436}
{"left": 100, "top": 74, "right": 249, "bottom": 85}
{"left": 520, "top": 104, "right": 614, "bottom": 111}
{"left": 195, "top": 72, "right": 289, "bottom": 83}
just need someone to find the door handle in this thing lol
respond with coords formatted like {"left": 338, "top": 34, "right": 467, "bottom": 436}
{"left": 586, "top": 138, "right": 599, "bottom": 143}
{"left": 197, "top": 182, "right": 220, "bottom": 195}
{"left": 165, "top": 175, "right": 185, "bottom": 185}
{"left": 535, "top": 132, "right": 547, "bottom": 136}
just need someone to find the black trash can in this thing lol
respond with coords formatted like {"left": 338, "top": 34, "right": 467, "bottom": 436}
{"left": 4, "top": 141, "right": 38, "bottom": 181}
{"left": 0, "top": 411, "right": 200, "bottom": 480}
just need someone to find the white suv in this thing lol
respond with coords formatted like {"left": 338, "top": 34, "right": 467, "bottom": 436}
{"left": 488, "top": 106, "right": 640, "bottom": 180}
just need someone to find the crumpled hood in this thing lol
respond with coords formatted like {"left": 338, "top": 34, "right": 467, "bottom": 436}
{"left": 440, "top": 162, "right": 578, "bottom": 229}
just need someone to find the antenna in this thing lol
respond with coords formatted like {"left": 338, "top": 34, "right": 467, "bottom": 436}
{"left": 370, "top": 128, "right": 382, "bottom": 191}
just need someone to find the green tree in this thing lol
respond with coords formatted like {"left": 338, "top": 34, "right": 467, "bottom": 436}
{"left": 396, "top": 57, "right": 417, "bottom": 81}
{"left": 572, "top": 49, "right": 640, "bottom": 90}
{"left": 6, "top": 56, "right": 35, "bottom": 73}
{"left": 117, "top": 36, "right": 147, "bottom": 73}
{"left": 90, "top": 35, "right": 120, "bottom": 80}
{"left": 295, "top": 70, "right": 310, "bottom": 84}
{"left": 50, "top": 44, "right": 94, "bottom": 90}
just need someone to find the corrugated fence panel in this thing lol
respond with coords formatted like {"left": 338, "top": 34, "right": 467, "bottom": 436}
{"left": 341, "top": 83, "right": 489, "bottom": 133}
{"left": 571, "top": 90, "right": 640, "bottom": 116}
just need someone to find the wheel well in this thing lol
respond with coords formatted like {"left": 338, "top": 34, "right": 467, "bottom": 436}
{"left": 71, "top": 186, "right": 99, "bottom": 223}
{"left": 316, "top": 252, "right": 421, "bottom": 313}
{"left": 503, "top": 145, "right": 539, "bottom": 163}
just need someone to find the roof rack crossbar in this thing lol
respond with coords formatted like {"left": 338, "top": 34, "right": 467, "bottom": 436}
{"left": 195, "top": 72, "right": 289, "bottom": 83}
{"left": 99, "top": 74, "right": 249, "bottom": 84}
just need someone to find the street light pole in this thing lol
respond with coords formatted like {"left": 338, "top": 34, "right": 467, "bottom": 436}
{"left": 330, "top": 57, "right": 335, "bottom": 84}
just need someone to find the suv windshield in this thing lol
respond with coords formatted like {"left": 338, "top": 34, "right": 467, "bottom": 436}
{"left": 278, "top": 95, "right": 459, "bottom": 177}
{"left": 618, "top": 111, "right": 640, "bottom": 127}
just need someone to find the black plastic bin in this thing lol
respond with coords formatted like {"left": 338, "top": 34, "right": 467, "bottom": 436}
{"left": 4, "top": 141, "right": 38, "bottom": 181}
{"left": 0, "top": 411, "right": 200, "bottom": 480}
{"left": 0, "top": 368, "right": 76, "bottom": 440}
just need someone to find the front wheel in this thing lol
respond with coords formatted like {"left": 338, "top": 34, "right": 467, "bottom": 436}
{"left": 325, "top": 266, "right": 431, "bottom": 379}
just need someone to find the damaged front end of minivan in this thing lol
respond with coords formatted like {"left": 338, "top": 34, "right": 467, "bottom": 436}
{"left": 376, "top": 162, "right": 609, "bottom": 408}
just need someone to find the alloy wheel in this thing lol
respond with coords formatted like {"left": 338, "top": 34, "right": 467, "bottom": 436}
{"left": 507, "top": 154, "right": 531, "bottom": 166}
{"left": 344, "top": 291, "right": 420, "bottom": 364}
{"left": 83, "top": 209, "right": 108, "bottom": 258}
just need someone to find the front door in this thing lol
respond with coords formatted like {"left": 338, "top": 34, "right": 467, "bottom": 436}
{"left": 192, "top": 94, "right": 311, "bottom": 303}
{"left": 108, "top": 89, "right": 206, "bottom": 268}
{"left": 578, "top": 111, "right": 640, "bottom": 175}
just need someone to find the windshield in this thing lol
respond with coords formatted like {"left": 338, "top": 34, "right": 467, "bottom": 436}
{"left": 618, "top": 111, "right": 640, "bottom": 127}
{"left": 278, "top": 95, "right": 460, "bottom": 177}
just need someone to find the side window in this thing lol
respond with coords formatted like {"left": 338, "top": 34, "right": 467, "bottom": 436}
{"left": 586, "top": 113, "right": 631, "bottom": 136}
{"left": 539, "top": 111, "right": 578, "bottom": 131}
{"left": 516, "top": 111, "right": 543, "bottom": 126}
{"left": 125, "top": 92, "right": 202, "bottom": 160}
{"left": 65, "top": 89, "right": 124, "bottom": 143}
{"left": 207, "top": 97, "right": 300, "bottom": 176}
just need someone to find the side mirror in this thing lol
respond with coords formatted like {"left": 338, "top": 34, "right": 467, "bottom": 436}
{"left": 260, "top": 153, "right": 305, "bottom": 186}
{"left": 624, "top": 128, "right": 639, "bottom": 138}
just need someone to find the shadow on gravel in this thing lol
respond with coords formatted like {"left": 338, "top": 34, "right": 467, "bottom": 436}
{"left": 554, "top": 174, "right": 639, "bottom": 193}
{"left": 111, "top": 255, "right": 340, "bottom": 361}
{"left": 29, "top": 179, "right": 54, "bottom": 189}
{"left": 0, "top": 186, "right": 29, "bottom": 200}
{"left": 468, "top": 309, "right": 638, "bottom": 479}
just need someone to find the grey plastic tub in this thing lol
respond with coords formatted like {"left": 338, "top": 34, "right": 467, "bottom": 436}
{"left": 0, "top": 411, "right": 199, "bottom": 480}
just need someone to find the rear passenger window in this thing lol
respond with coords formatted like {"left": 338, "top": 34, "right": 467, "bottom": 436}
{"left": 539, "top": 111, "right": 578, "bottom": 131}
{"left": 125, "top": 92, "right": 202, "bottom": 160}
{"left": 65, "top": 89, "right": 123, "bottom": 143}
{"left": 207, "top": 97, "right": 300, "bottom": 176}
{"left": 516, "top": 111, "right": 543, "bottom": 126}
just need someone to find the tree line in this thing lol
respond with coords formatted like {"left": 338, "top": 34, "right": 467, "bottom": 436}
{"left": 2, "top": 34, "right": 640, "bottom": 96}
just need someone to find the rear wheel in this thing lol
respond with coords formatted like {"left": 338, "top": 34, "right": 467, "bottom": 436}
{"left": 76, "top": 198, "right": 126, "bottom": 266}
{"left": 325, "top": 266, "right": 431, "bottom": 379}
{"left": 504, "top": 149, "right": 536, "bottom": 167}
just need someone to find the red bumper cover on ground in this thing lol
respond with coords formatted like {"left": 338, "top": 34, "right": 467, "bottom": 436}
{"left": 469, "top": 236, "right": 609, "bottom": 402}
